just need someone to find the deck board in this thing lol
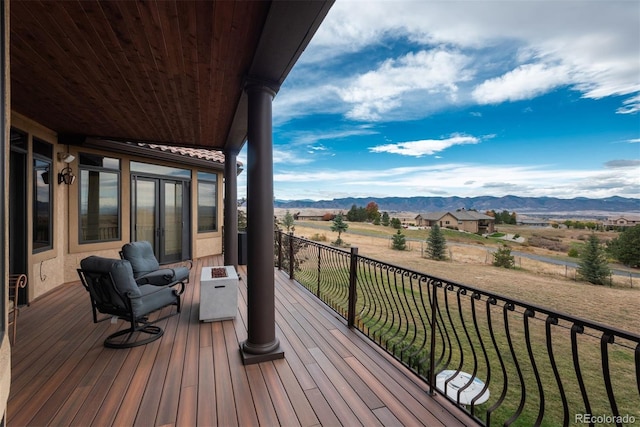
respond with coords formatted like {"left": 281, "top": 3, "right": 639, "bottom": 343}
{"left": 7, "top": 255, "right": 469, "bottom": 426}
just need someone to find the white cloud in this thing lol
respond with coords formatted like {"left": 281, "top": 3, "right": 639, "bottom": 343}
{"left": 338, "top": 50, "right": 472, "bottom": 121}
{"left": 472, "top": 63, "right": 570, "bottom": 104}
{"left": 288, "top": 0, "right": 640, "bottom": 120}
{"left": 272, "top": 148, "right": 315, "bottom": 165}
{"left": 273, "top": 162, "right": 640, "bottom": 200}
{"left": 285, "top": 126, "right": 378, "bottom": 146}
{"left": 369, "top": 134, "right": 480, "bottom": 157}
{"left": 617, "top": 94, "right": 640, "bottom": 115}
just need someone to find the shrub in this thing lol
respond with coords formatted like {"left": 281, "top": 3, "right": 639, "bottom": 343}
{"left": 392, "top": 230, "right": 407, "bottom": 250}
{"left": 528, "top": 235, "right": 568, "bottom": 252}
{"left": 322, "top": 213, "right": 336, "bottom": 221}
{"left": 310, "top": 233, "right": 327, "bottom": 242}
{"left": 493, "top": 245, "right": 515, "bottom": 268}
{"left": 568, "top": 248, "right": 579, "bottom": 257}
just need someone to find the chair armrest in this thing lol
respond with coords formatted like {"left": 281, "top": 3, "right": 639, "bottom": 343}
{"left": 126, "top": 281, "right": 176, "bottom": 299}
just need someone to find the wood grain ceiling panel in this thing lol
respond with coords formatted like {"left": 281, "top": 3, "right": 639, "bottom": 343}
{"left": 10, "top": 0, "right": 270, "bottom": 149}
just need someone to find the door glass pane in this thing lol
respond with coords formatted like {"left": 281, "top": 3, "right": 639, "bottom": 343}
{"left": 135, "top": 179, "right": 156, "bottom": 248}
{"left": 163, "top": 182, "right": 182, "bottom": 260}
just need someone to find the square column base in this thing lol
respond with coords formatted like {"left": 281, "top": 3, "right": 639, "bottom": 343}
{"left": 240, "top": 345, "right": 285, "bottom": 365}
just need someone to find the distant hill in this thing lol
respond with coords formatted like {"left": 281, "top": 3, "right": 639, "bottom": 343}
{"left": 273, "top": 195, "right": 640, "bottom": 216}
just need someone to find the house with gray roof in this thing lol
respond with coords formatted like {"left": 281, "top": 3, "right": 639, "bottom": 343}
{"left": 415, "top": 211, "right": 495, "bottom": 234}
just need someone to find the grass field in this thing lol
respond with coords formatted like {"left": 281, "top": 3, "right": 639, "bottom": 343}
{"left": 288, "top": 219, "right": 639, "bottom": 344}
{"left": 281, "top": 222, "right": 640, "bottom": 426}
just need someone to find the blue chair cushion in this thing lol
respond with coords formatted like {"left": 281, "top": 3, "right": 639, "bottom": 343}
{"left": 136, "top": 266, "right": 190, "bottom": 286}
{"left": 121, "top": 241, "right": 160, "bottom": 279}
{"left": 135, "top": 284, "right": 178, "bottom": 316}
{"left": 80, "top": 256, "right": 141, "bottom": 310}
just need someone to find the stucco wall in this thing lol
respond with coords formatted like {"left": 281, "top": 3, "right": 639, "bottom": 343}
{"left": 10, "top": 112, "right": 225, "bottom": 302}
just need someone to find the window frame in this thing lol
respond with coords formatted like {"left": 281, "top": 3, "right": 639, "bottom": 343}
{"left": 78, "top": 153, "right": 122, "bottom": 244}
{"left": 197, "top": 172, "right": 218, "bottom": 233}
{"left": 32, "top": 138, "right": 53, "bottom": 254}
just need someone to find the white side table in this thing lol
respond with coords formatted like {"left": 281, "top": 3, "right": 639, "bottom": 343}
{"left": 436, "top": 370, "right": 490, "bottom": 405}
{"left": 199, "top": 265, "right": 238, "bottom": 322}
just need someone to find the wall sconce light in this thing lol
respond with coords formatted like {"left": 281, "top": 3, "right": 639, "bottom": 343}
{"left": 57, "top": 152, "right": 75, "bottom": 163}
{"left": 58, "top": 166, "right": 76, "bottom": 185}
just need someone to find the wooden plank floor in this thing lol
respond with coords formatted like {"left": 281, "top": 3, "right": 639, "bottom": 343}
{"left": 7, "top": 255, "right": 469, "bottom": 426}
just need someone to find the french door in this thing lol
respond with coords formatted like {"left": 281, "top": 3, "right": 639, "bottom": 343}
{"left": 131, "top": 176, "right": 190, "bottom": 263}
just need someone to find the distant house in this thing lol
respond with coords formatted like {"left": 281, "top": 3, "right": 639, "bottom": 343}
{"left": 293, "top": 213, "right": 325, "bottom": 221}
{"left": 604, "top": 216, "right": 640, "bottom": 228}
{"left": 517, "top": 218, "right": 551, "bottom": 227}
{"left": 415, "top": 211, "right": 495, "bottom": 234}
{"left": 292, "top": 211, "right": 336, "bottom": 221}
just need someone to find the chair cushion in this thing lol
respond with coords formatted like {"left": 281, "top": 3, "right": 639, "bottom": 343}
{"left": 80, "top": 256, "right": 141, "bottom": 308}
{"left": 136, "top": 266, "right": 190, "bottom": 286}
{"left": 121, "top": 241, "right": 160, "bottom": 278}
{"left": 135, "top": 285, "right": 178, "bottom": 316}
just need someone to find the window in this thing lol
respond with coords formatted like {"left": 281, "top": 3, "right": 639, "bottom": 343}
{"left": 131, "top": 161, "right": 190, "bottom": 178}
{"left": 197, "top": 172, "right": 217, "bottom": 232}
{"left": 79, "top": 153, "right": 121, "bottom": 243}
{"left": 33, "top": 138, "right": 53, "bottom": 252}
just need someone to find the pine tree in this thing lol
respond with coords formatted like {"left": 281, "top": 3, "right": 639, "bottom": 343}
{"left": 381, "top": 212, "right": 390, "bottom": 226}
{"left": 392, "top": 229, "right": 406, "bottom": 250}
{"left": 578, "top": 234, "right": 611, "bottom": 285}
{"left": 426, "top": 224, "right": 447, "bottom": 260}
{"left": 493, "top": 245, "right": 515, "bottom": 268}
{"left": 282, "top": 210, "right": 295, "bottom": 233}
{"left": 330, "top": 213, "right": 348, "bottom": 246}
{"left": 607, "top": 225, "right": 640, "bottom": 267}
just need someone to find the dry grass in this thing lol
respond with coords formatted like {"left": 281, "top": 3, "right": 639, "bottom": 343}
{"left": 292, "top": 222, "right": 640, "bottom": 334}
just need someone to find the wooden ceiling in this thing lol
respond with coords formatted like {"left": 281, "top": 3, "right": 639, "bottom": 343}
{"left": 10, "top": 1, "right": 332, "bottom": 151}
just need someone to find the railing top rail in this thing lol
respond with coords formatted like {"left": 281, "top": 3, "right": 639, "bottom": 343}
{"left": 282, "top": 231, "right": 640, "bottom": 343}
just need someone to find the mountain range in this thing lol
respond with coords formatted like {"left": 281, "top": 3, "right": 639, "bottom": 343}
{"left": 273, "top": 196, "right": 640, "bottom": 216}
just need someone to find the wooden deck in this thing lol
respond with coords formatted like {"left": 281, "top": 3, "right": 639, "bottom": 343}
{"left": 7, "top": 256, "right": 469, "bottom": 426}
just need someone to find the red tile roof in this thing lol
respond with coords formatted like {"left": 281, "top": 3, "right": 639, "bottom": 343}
{"left": 138, "top": 143, "right": 228, "bottom": 164}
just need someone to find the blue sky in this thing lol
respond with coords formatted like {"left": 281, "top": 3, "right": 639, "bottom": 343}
{"left": 239, "top": 0, "right": 639, "bottom": 201}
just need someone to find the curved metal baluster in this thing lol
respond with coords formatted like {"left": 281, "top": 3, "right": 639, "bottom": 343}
{"left": 600, "top": 333, "right": 621, "bottom": 425}
{"left": 441, "top": 285, "right": 465, "bottom": 404}
{"left": 377, "top": 265, "right": 395, "bottom": 347}
{"left": 368, "top": 261, "right": 387, "bottom": 344}
{"left": 395, "top": 272, "right": 414, "bottom": 365}
{"left": 356, "top": 260, "right": 376, "bottom": 333}
{"left": 571, "top": 323, "right": 592, "bottom": 425}
{"left": 636, "top": 343, "right": 640, "bottom": 396}
{"left": 486, "top": 298, "right": 508, "bottom": 426}
{"left": 504, "top": 302, "right": 526, "bottom": 427}
{"left": 545, "top": 316, "right": 569, "bottom": 426}
{"left": 407, "top": 274, "right": 429, "bottom": 375}
{"left": 455, "top": 288, "right": 479, "bottom": 408}
{"left": 384, "top": 267, "right": 403, "bottom": 353}
{"left": 316, "top": 245, "right": 321, "bottom": 297}
{"left": 523, "top": 309, "right": 544, "bottom": 426}
{"left": 324, "top": 247, "right": 348, "bottom": 314}
{"left": 435, "top": 282, "right": 454, "bottom": 373}
{"left": 469, "top": 292, "right": 491, "bottom": 418}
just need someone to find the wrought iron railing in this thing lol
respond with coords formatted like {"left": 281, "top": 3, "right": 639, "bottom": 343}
{"left": 275, "top": 231, "right": 640, "bottom": 426}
